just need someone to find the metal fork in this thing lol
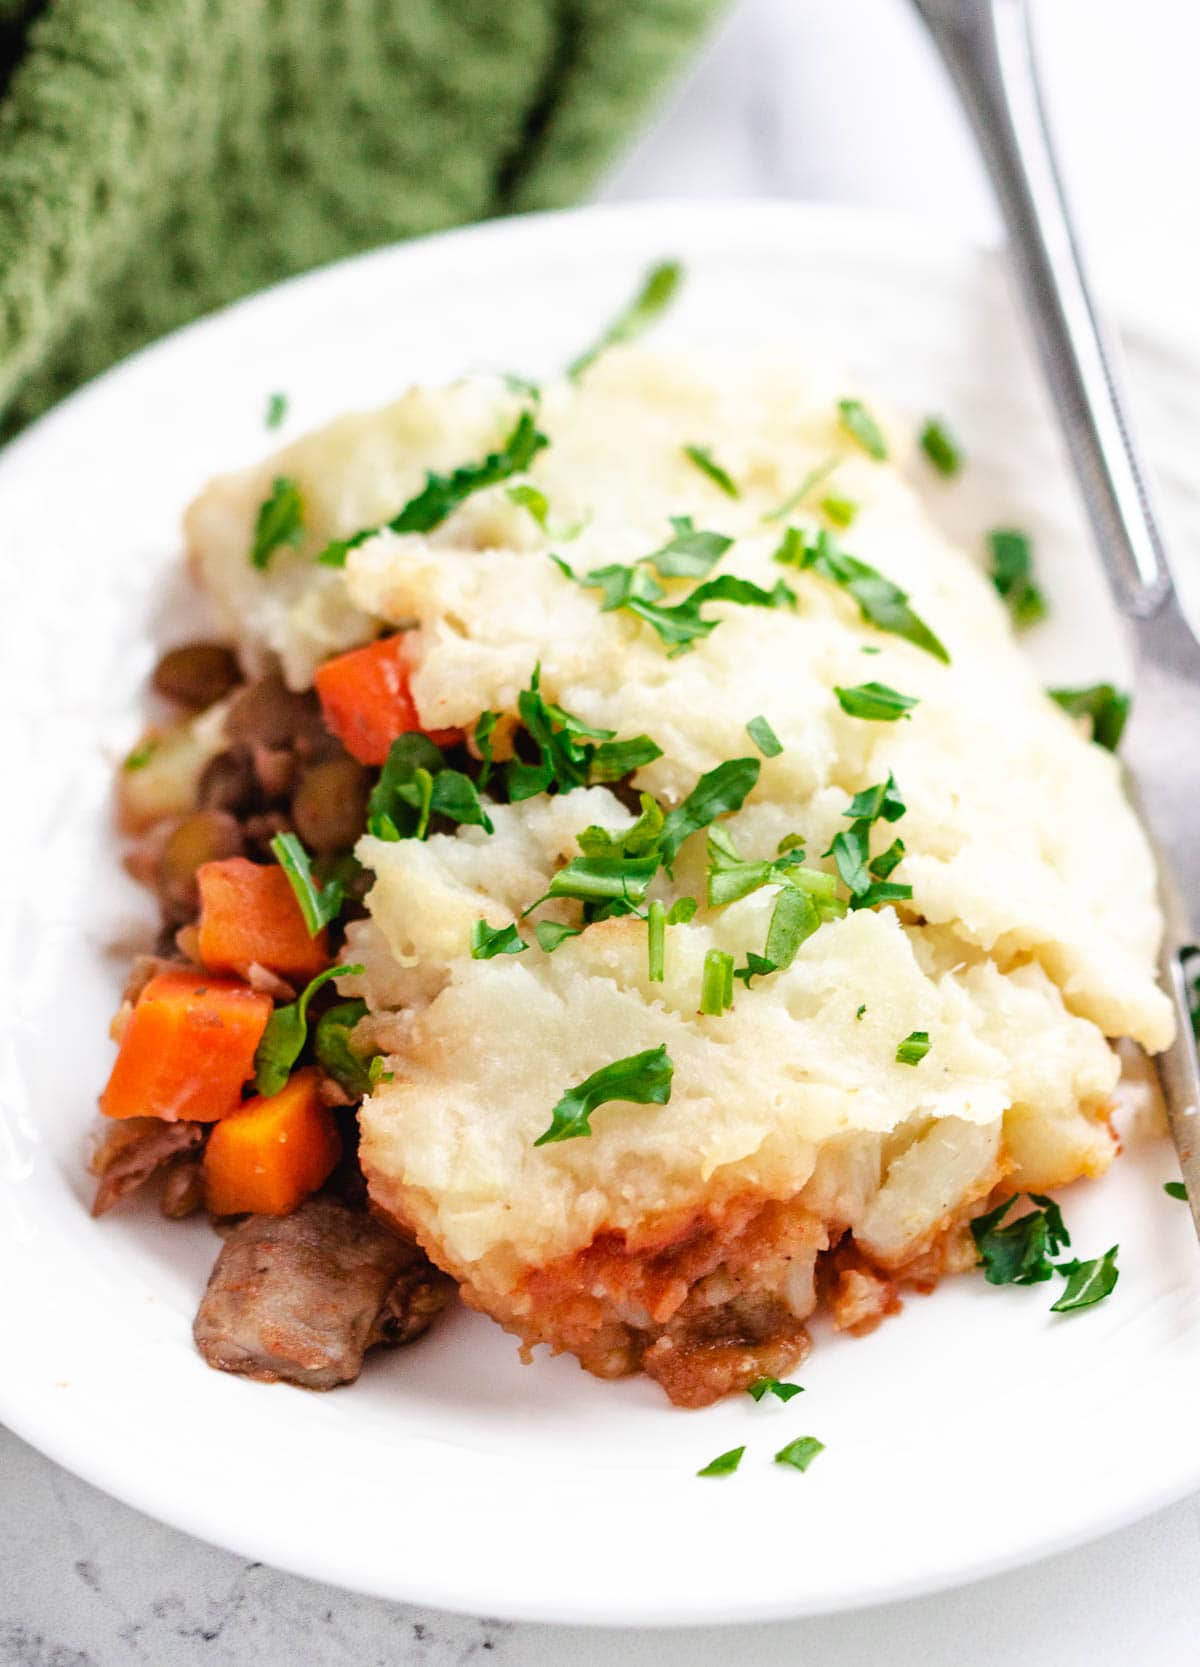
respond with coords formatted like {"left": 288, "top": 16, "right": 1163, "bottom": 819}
{"left": 912, "top": 0, "right": 1200, "bottom": 1236}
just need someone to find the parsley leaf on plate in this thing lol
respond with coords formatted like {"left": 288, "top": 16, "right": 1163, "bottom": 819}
{"left": 970, "top": 1193, "right": 1069, "bottom": 1286}
{"left": 660, "top": 756, "right": 760, "bottom": 870}
{"left": 534, "top": 1044, "right": 674, "bottom": 1145}
{"left": 777, "top": 528, "right": 949, "bottom": 663}
{"left": 1051, "top": 1246, "right": 1120, "bottom": 1312}
{"left": 368, "top": 734, "right": 493, "bottom": 840}
{"left": 265, "top": 391, "right": 288, "bottom": 430}
{"left": 697, "top": 1445, "right": 745, "bottom": 1478}
{"left": 251, "top": 476, "right": 304, "bottom": 570}
{"left": 1165, "top": 1180, "right": 1189, "bottom": 1201}
{"left": 314, "top": 999, "right": 380, "bottom": 1099}
{"left": 534, "top": 920, "right": 582, "bottom": 954}
{"left": 568, "top": 260, "right": 683, "bottom": 381}
{"left": 774, "top": 1436, "right": 825, "bottom": 1472}
{"left": 253, "top": 963, "right": 364, "bottom": 1097}
{"left": 820, "top": 494, "right": 857, "bottom": 528}
{"left": 747, "top": 1377, "right": 805, "bottom": 1403}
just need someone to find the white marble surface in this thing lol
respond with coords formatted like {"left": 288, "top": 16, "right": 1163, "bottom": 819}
{"left": 6, "top": 1, "right": 1200, "bottom": 1661}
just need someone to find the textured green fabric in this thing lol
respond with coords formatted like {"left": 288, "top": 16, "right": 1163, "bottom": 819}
{"left": 0, "top": 0, "right": 720, "bottom": 429}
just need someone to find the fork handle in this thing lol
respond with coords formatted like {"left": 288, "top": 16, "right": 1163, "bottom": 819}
{"left": 912, "top": 0, "right": 1174, "bottom": 621}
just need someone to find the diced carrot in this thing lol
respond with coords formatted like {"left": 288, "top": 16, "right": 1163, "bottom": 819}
{"left": 313, "top": 634, "right": 461, "bottom": 765}
{"left": 100, "top": 969, "right": 272, "bottom": 1123}
{"left": 202, "top": 1068, "right": 342, "bottom": 1216}
{"left": 197, "top": 858, "right": 328, "bottom": 982}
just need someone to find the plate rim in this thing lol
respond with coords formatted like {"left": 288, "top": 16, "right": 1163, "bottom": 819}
{"left": 3, "top": 194, "right": 1199, "bottom": 1627}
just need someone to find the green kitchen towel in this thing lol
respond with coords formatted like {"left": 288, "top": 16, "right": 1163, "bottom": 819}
{"left": 0, "top": 0, "right": 721, "bottom": 431}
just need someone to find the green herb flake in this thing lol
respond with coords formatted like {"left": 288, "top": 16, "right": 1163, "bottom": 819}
{"left": 804, "top": 530, "right": 949, "bottom": 663}
{"left": 252, "top": 963, "right": 364, "bottom": 1097}
{"left": 474, "top": 710, "right": 499, "bottom": 788}
{"left": 820, "top": 494, "right": 858, "bottom": 529}
{"left": 700, "top": 947, "right": 735, "bottom": 1015}
{"left": 970, "top": 1194, "right": 1069, "bottom": 1287}
{"left": 763, "top": 459, "right": 840, "bottom": 524}
{"left": 506, "top": 483, "right": 550, "bottom": 528}
{"left": 646, "top": 516, "right": 734, "bottom": 579}
{"left": 683, "top": 443, "right": 740, "bottom": 498}
{"left": 368, "top": 732, "right": 494, "bottom": 841}
{"left": 920, "top": 418, "right": 963, "bottom": 477}
{"left": 1047, "top": 684, "right": 1130, "bottom": 752}
{"left": 123, "top": 739, "right": 156, "bottom": 770}
{"left": 1051, "top": 1245, "right": 1120, "bottom": 1313}
{"left": 838, "top": 398, "right": 887, "bottom": 461}
{"left": 589, "top": 735, "right": 664, "bottom": 781}
{"left": 471, "top": 919, "right": 527, "bottom": 960}
{"left": 697, "top": 1445, "right": 745, "bottom": 1478}
{"left": 534, "top": 920, "right": 582, "bottom": 954}
{"left": 988, "top": 529, "right": 1046, "bottom": 629}
{"left": 895, "top": 1030, "right": 930, "bottom": 1066}
{"left": 660, "top": 757, "right": 760, "bottom": 871}
{"left": 834, "top": 681, "right": 919, "bottom": 722}
{"left": 534, "top": 1044, "right": 674, "bottom": 1146}
{"left": 746, "top": 715, "right": 783, "bottom": 757}
{"left": 271, "top": 831, "right": 345, "bottom": 934}
{"left": 264, "top": 391, "right": 288, "bottom": 430}
{"left": 747, "top": 1377, "right": 804, "bottom": 1403}
{"left": 316, "top": 411, "right": 547, "bottom": 563}
{"left": 251, "top": 476, "right": 305, "bottom": 571}
{"left": 313, "top": 999, "right": 376, "bottom": 1100}
{"left": 774, "top": 1436, "right": 825, "bottom": 1473}
{"left": 855, "top": 1003, "right": 867, "bottom": 1020}
{"left": 647, "top": 899, "right": 667, "bottom": 983}
{"left": 1165, "top": 1180, "right": 1189, "bottom": 1201}
{"left": 568, "top": 260, "right": 683, "bottom": 382}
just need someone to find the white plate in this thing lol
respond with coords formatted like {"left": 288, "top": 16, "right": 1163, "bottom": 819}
{"left": 3, "top": 200, "right": 1200, "bottom": 1628}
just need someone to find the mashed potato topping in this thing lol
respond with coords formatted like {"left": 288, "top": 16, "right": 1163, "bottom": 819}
{"left": 186, "top": 349, "right": 1172, "bottom": 1400}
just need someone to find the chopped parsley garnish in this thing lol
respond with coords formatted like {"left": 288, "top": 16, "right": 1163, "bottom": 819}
{"left": 317, "top": 411, "right": 547, "bottom": 563}
{"left": 568, "top": 259, "right": 682, "bottom": 381}
{"left": 1051, "top": 1246, "right": 1120, "bottom": 1312}
{"left": 776, "top": 528, "right": 949, "bottom": 663}
{"left": 470, "top": 920, "right": 526, "bottom": 960}
{"left": 123, "top": 740, "right": 155, "bottom": 770}
{"left": 827, "top": 774, "right": 913, "bottom": 912}
{"left": 971, "top": 1193, "right": 1070, "bottom": 1285}
{"left": 820, "top": 494, "right": 858, "bottom": 529}
{"left": 895, "top": 1030, "right": 930, "bottom": 1066}
{"left": 313, "top": 999, "right": 386, "bottom": 1099}
{"left": 763, "top": 458, "right": 839, "bottom": 523}
{"left": 697, "top": 1445, "right": 745, "bottom": 1478}
{"left": 535, "top": 920, "right": 582, "bottom": 954}
{"left": 251, "top": 476, "right": 305, "bottom": 570}
{"left": 747, "top": 1376, "right": 804, "bottom": 1403}
{"left": 1047, "top": 684, "right": 1130, "bottom": 752}
{"left": 838, "top": 398, "right": 887, "bottom": 460}
{"left": 368, "top": 733, "right": 493, "bottom": 840}
{"left": 506, "top": 483, "right": 550, "bottom": 528}
{"left": 774, "top": 1436, "right": 825, "bottom": 1472}
{"left": 972, "top": 1196, "right": 1120, "bottom": 1311}
{"left": 271, "top": 832, "right": 345, "bottom": 933}
{"left": 683, "top": 443, "right": 740, "bottom": 498}
{"left": 543, "top": 852, "right": 661, "bottom": 908}
{"left": 746, "top": 715, "right": 782, "bottom": 757}
{"left": 988, "top": 529, "right": 1046, "bottom": 629}
{"left": 700, "top": 948, "right": 735, "bottom": 1015}
{"left": 834, "top": 681, "right": 918, "bottom": 722}
{"left": 534, "top": 1044, "right": 674, "bottom": 1146}
{"left": 647, "top": 897, "right": 696, "bottom": 983}
{"left": 474, "top": 710, "right": 499, "bottom": 788}
{"left": 1165, "top": 1180, "right": 1189, "bottom": 1201}
{"left": 764, "top": 883, "right": 823, "bottom": 970}
{"left": 265, "top": 391, "right": 288, "bottom": 430}
{"left": 660, "top": 756, "right": 760, "bottom": 871}
{"left": 253, "top": 963, "right": 364, "bottom": 1097}
{"left": 553, "top": 520, "right": 795, "bottom": 654}
{"left": 505, "top": 666, "right": 661, "bottom": 800}
{"left": 920, "top": 418, "right": 962, "bottom": 477}
{"left": 855, "top": 1003, "right": 867, "bottom": 1020}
